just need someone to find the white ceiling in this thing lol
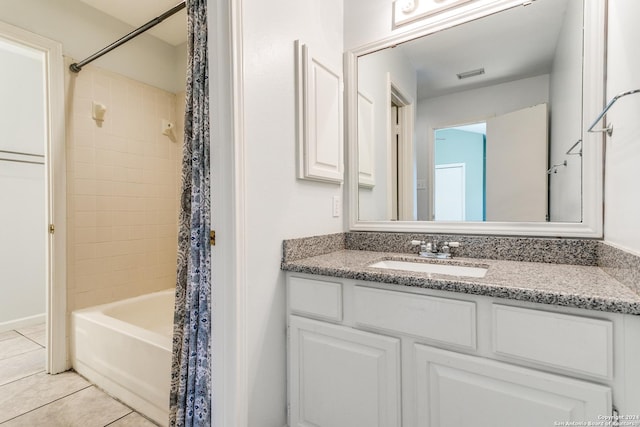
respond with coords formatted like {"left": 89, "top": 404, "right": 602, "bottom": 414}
{"left": 79, "top": 0, "right": 187, "bottom": 46}
{"left": 394, "top": 0, "right": 572, "bottom": 100}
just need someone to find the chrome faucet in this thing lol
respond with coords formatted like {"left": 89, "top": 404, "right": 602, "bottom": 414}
{"left": 411, "top": 240, "right": 460, "bottom": 259}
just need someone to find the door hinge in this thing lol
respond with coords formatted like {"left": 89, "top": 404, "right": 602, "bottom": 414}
{"left": 48, "top": 224, "right": 55, "bottom": 234}
{"left": 209, "top": 230, "right": 216, "bottom": 246}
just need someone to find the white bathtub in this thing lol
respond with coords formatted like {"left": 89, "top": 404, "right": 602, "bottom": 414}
{"left": 71, "top": 289, "right": 175, "bottom": 426}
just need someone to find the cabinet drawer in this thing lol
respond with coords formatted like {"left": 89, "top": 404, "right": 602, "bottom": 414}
{"left": 354, "top": 286, "right": 476, "bottom": 349}
{"left": 288, "top": 276, "right": 342, "bottom": 321}
{"left": 492, "top": 305, "right": 613, "bottom": 379}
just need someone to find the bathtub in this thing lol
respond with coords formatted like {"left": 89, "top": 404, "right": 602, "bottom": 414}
{"left": 71, "top": 289, "right": 175, "bottom": 427}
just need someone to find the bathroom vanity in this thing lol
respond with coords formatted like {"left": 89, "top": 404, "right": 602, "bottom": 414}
{"left": 282, "top": 0, "right": 640, "bottom": 424}
{"left": 283, "top": 248, "right": 640, "bottom": 427}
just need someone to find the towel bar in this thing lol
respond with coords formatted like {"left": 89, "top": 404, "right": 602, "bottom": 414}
{"left": 587, "top": 89, "right": 640, "bottom": 137}
{"left": 566, "top": 139, "right": 582, "bottom": 156}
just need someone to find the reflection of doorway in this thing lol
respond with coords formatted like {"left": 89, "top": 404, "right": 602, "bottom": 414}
{"left": 390, "top": 102, "right": 401, "bottom": 220}
{"left": 432, "top": 105, "right": 548, "bottom": 222}
{"left": 433, "top": 123, "right": 486, "bottom": 221}
{"left": 0, "top": 22, "right": 66, "bottom": 373}
{"left": 434, "top": 163, "right": 465, "bottom": 220}
{"left": 388, "top": 79, "right": 414, "bottom": 221}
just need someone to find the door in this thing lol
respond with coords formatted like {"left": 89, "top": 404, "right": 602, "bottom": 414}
{"left": 414, "top": 345, "right": 611, "bottom": 427}
{"left": 289, "top": 316, "right": 401, "bottom": 427}
{"left": 0, "top": 22, "right": 66, "bottom": 373}
{"left": 434, "top": 163, "right": 465, "bottom": 221}
{"left": 0, "top": 35, "right": 47, "bottom": 337}
{"left": 485, "top": 104, "right": 548, "bottom": 221}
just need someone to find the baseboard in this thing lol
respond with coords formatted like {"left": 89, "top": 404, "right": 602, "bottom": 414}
{"left": 0, "top": 313, "right": 45, "bottom": 333}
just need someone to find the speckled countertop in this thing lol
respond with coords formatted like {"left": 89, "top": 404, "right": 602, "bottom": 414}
{"left": 281, "top": 249, "right": 640, "bottom": 315}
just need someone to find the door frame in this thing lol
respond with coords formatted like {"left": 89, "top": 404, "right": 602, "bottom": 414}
{"left": 386, "top": 74, "right": 415, "bottom": 221}
{"left": 209, "top": 0, "right": 248, "bottom": 426}
{"left": 428, "top": 119, "right": 487, "bottom": 221}
{"left": 0, "top": 21, "right": 67, "bottom": 373}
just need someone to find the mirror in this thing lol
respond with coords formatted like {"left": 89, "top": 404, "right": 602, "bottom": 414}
{"left": 348, "top": 0, "right": 605, "bottom": 237}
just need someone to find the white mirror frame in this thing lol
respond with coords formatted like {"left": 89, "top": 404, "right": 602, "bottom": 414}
{"left": 346, "top": 0, "right": 606, "bottom": 238}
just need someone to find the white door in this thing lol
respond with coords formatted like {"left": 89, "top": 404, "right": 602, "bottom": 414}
{"left": 434, "top": 163, "right": 465, "bottom": 221}
{"left": 0, "top": 21, "right": 66, "bottom": 373}
{"left": 289, "top": 316, "right": 401, "bottom": 427}
{"left": 414, "top": 345, "right": 611, "bottom": 427}
{"left": 485, "top": 103, "right": 548, "bottom": 221}
{"left": 0, "top": 34, "right": 47, "bottom": 331}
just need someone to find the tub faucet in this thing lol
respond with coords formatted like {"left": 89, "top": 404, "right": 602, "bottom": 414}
{"left": 411, "top": 240, "right": 460, "bottom": 259}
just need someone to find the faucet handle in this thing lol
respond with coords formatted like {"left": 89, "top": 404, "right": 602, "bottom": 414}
{"left": 411, "top": 240, "right": 429, "bottom": 253}
{"left": 441, "top": 241, "right": 460, "bottom": 254}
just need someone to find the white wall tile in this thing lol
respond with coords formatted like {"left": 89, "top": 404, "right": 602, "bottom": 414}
{"left": 67, "top": 64, "right": 181, "bottom": 312}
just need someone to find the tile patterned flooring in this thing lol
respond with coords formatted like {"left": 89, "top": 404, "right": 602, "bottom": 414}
{"left": 0, "top": 324, "right": 158, "bottom": 426}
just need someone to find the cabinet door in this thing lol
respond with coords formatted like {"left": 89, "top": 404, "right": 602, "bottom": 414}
{"left": 295, "top": 41, "right": 344, "bottom": 183}
{"left": 414, "top": 344, "right": 611, "bottom": 427}
{"left": 289, "top": 316, "right": 401, "bottom": 427}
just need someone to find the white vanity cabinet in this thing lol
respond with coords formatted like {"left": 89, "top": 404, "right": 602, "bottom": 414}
{"left": 289, "top": 316, "right": 401, "bottom": 427}
{"left": 286, "top": 272, "right": 640, "bottom": 427}
{"left": 414, "top": 345, "right": 610, "bottom": 427}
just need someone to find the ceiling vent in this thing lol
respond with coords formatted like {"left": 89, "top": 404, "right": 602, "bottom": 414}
{"left": 457, "top": 68, "right": 485, "bottom": 80}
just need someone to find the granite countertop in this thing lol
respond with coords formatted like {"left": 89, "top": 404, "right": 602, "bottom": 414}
{"left": 281, "top": 249, "right": 640, "bottom": 315}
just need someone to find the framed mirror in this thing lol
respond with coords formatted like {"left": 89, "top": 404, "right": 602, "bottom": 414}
{"left": 346, "top": 0, "right": 606, "bottom": 237}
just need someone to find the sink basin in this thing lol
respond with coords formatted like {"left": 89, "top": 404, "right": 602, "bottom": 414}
{"left": 368, "top": 260, "right": 488, "bottom": 278}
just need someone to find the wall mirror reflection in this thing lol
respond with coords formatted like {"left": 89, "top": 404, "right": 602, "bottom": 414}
{"left": 356, "top": 0, "right": 586, "bottom": 225}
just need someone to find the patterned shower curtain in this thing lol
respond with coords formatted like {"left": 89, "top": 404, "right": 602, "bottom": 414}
{"left": 169, "top": 0, "right": 211, "bottom": 425}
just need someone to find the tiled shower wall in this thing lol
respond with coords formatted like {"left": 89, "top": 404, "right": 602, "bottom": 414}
{"left": 65, "top": 61, "right": 184, "bottom": 313}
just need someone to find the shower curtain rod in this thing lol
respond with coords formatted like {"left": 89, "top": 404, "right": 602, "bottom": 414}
{"left": 69, "top": 1, "right": 186, "bottom": 73}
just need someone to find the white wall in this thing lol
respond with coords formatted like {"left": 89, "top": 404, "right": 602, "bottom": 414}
{"left": 603, "top": 1, "right": 640, "bottom": 253}
{"left": 241, "top": 0, "right": 344, "bottom": 425}
{"left": 357, "top": 48, "right": 417, "bottom": 221}
{"left": 548, "top": 0, "right": 583, "bottom": 222}
{"left": 415, "top": 75, "right": 550, "bottom": 220}
{"left": 0, "top": 0, "right": 185, "bottom": 93}
{"left": 0, "top": 40, "right": 46, "bottom": 328}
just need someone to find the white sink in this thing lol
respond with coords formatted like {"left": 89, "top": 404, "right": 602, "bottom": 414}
{"left": 368, "top": 260, "right": 488, "bottom": 278}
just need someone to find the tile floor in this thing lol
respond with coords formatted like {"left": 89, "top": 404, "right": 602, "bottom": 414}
{"left": 0, "top": 324, "right": 158, "bottom": 426}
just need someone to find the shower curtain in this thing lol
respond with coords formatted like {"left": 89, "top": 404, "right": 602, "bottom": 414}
{"left": 169, "top": 0, "right": 211, "bottom": 426}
